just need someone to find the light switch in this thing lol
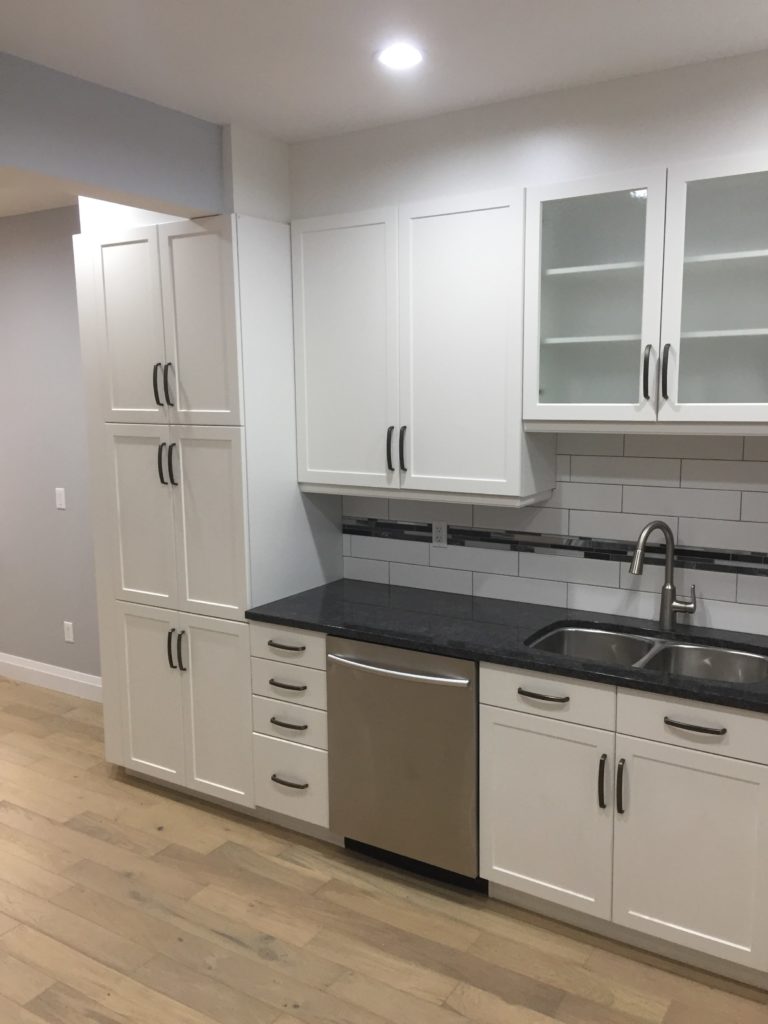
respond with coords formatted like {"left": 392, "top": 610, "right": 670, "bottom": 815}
{"left": 55, "top": 488, "right": 66, "bottom": 510}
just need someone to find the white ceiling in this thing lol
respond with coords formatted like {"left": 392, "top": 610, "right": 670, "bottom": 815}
{"left": 3, "top": 0, "right": 768, "bottom": 141}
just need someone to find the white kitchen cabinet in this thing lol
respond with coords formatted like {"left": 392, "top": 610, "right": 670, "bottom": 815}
{"left": 659, "top": 152, "right": 768, "bottom": 425}
{"left": 480, "top": 705, "right": 614, "bottom": 919}
{"left": 523, "top": 169, "right": 667, "bottom": 423}
{"left": 613, "top": 734, "right": 768, "bottom": 969}
{"left": 292, "top": 209, "right": 399, "bottom": 489}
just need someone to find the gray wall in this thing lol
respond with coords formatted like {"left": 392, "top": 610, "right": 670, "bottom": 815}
{"left": 0, "top": 206, "right": 100, "bottom": 675}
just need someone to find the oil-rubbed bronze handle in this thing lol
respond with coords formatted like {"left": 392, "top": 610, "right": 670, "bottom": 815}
{"left": 267, "top": 640, "right": 306, "bottom": 653}
{"left": 642, "top": 344, "right": 652, "bottom": 400}
{"left": 517, "top": 687, "right": 570, "bottom": 704}
{"left": 616, "top": 758, "right": 626, "bottom": 814}
{"left": 271, "top": 774, "right": 308, "bottom": 790}
{"left": 598, "top": 753, "right": 608, "bottom": 809}
{"left": 661, "top": 344, "right": 671, "bottom": 400}
{"left": 269, "top": 716, "right": 308, "bottom": 731}
{"left": 664, "top": 716, "right": 726, "bottom": 736}
{"left": 269, "top": 678, "right": 308, "bottom": 692}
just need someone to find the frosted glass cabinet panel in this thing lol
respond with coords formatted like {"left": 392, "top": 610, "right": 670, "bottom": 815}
{"left": 660, "top": 155, "right": 768, "bottom": 423}
{"left": 524, "top": 171, "right": 666, "bottom": 422}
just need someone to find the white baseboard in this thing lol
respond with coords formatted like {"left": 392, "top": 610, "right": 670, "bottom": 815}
{"left": 0, "top": 652, "right": 102, "bottom": 703}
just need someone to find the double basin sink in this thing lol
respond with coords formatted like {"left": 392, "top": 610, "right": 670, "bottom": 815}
{"left": 527, "top": 626, "right": 768, "bottom": 685}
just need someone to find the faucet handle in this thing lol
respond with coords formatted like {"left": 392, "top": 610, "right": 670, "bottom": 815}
{"left": 676, "top": 584, "right": 696, "bottom": 614}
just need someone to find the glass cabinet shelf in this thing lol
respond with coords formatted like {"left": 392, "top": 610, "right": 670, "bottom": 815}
{"left": 680, "top": 328, "right": 768, "bottom": 338}
{"left": 544, "top": 261, "right": 644, "bottom": 276}
{"left": 543, "top": 334, "right": 642, "bottom": 345}
{"left": 684, "top": 249, "right": 768, "bottom": 264}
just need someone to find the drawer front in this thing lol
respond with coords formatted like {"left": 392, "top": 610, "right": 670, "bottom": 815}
{"left": 617, "top": 689, "right": 768, "bottom": 765}
{"left": 252, "top": 733, "right": 329, "bottom": 827}
{"left": 251, "top": 657, "right": 327, "bottom": 710}
{"left": 249, "top": 622, "right": 326, "bottom": 670}
{"left": 252, "top": 695, "right": 328, "bottom": 750}
{"left": 480, "top": 663, "right": 616, "bottom": 731}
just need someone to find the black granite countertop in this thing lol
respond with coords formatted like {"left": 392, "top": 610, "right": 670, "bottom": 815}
{"left": 246, "top": 580, "right": 768, "bottom": 714}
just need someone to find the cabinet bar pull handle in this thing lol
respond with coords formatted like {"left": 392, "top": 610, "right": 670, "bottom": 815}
{"left": 269, "top": 716, "right": 308, "bottom": 731}
{"left": 167, "top": 443, "right": 178, "bottom": 486}
{"left": 153, "top": 362, "right": 164, "bottom": 406}
{"left": 616, "top": 758, "right": 626, "bottom": 814}
{"left": 271, "top": 773, "right": 309, "bottom": 790}
{"left": 163, "top": 362, "right": 175, "bottom": 406}
{"left": 267, "top": 640, "right": 306, "bottom": 652}
{"left": 661, "top": 343, "right": 671, "bottom": 400}
{"left": 399, "top": 425, "right": 407, "bottom": 472}
{"left": 157, "top": 442, "right": 168, "bottom": 485}
{"left": 663, "top": 716, "right": 726, "bottom": 736}
{"left": 167, "top": 629, "right": 177, "bottom": 670}
{"left": 269, "top": 678, "right": 308, "bottom": 692}
{"left": 386, "top": 425, "right": 395, "bottom": 472}
{"left": 517, "top": 687, "right": 570, "bottom": 704}
{"left": 598, "top": 753, "right": 608, "bottom": 809}
{"left": 642, "top": 344, "right": 652, "bottom": 401}
{"left": 176, "top": 630, "right": 187, "bottom": 672}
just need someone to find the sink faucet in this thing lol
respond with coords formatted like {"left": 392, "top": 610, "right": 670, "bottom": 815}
{"left": 629, "top": 520, "right": 696, "bottom": 631}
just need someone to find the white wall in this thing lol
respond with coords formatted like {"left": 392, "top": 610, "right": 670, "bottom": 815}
{"left": 224, "top": 125, "right": 291, "bottom": 221}
{"left": 0, "top": 206, "right": 100, "bottom": 675}
{"left": 290, "top": 50, "right": 768, "bottom": 216}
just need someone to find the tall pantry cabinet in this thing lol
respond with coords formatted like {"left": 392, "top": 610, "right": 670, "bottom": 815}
{"left": 74, "top": 214, "right": 339, "bottom": 807}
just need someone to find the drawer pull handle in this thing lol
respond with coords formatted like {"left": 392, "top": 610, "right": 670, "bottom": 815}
{"left": 616, "top": 758, "right": 626, "bottom": 814}
{"left": 268, "top": 640, "right": 307, "bottom": 653}
{"left": 597, "top": 753, "right": 608, "bottom": 809}
{"left": 269, "top": 716, "right": 308, "bottom": 731}
{"left": 517, "top": 687, "right": 570, "bottom": 704}
{"left": 268, "top": 679, "right": 308, "bottom": 692}
{"left": 663, "top": 716, "right": 727, "bottom": 737}
{"left": 271, "top": 773, "right": 309, "bottom": 790}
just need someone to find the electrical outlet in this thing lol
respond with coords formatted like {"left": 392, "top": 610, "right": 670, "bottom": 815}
{"left": 55, "top": 487, "right": 66, "bottom": 510}
{"left": 432, "top": 521, "right": 448, "bottom": 547}
{"left": 63, "top": 621, "right": 74, "bottom": 643}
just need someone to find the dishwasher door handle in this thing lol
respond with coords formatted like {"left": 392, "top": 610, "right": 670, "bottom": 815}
{"left": 328, "top": 652, "right": 471, "bottom": 686}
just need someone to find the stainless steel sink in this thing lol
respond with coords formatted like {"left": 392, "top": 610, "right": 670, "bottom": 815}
{"left": 641, "top": 644, "right": 768, "bottom": 685}
{"left": 528, "top": 627, "right": 657, "bottom": 667}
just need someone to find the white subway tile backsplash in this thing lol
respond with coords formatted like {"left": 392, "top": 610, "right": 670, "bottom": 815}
{"left": 567, "top": 584, "right": 659, "bottom": 620}
{"left": 343, "top": 557, "right": 390, "bottom": 584}
{"left": 737, "top": 575, "right": 768, "bottom": 606}
{"left": 571, "top": 456, "right": 680, "bottom": 487}
{"left": 742, "top": 493, "right": 768, "bottom": 523}
{"left": 570, "top": 511, "right": 677, "bottom": 543}
{"left": 519, "top": 552, "right": 620, "bottom": 587}
{"left": 430, "top": 545, "right": 519, "bottom": 576}
{"left": 390, "top": 562, "right": 472, "bottom": 595}
{"left": 744, "top": 437, "right": 768, "bottom": 461}
{"left": 624, "top": 435, "right": 744, "bottom": 460}
{"left": 557, "top": 434, "right": 623, "bottom": 456}
{"left": 545, "top": 482, "right": 622, "bottom": 512}
{"left": 473, "top": 504, "right": 569, "bottom": 535}
{"left": 678, "top": 518, "right": 768, "bottom": 552}
{"left": 342, "top": 495, "right": 389, "bottom": 518}
{"left": 681, "top": 460, "right": 768, "bottom": 492}
{"left": 619, "top": 564, "right": 737, "bottom": 602}
{"left": 622, "top": 485, "right": 741, "bottom": 520}
{"left": 349, "top": 535, "right": 429, "bottom": 565}
{"left": 693, "top": 599, "right": 768, "bottom": 635}
{"left": 388, "top": 499, "right": 473, "bottom": 527}
{"left": 556, "top": 455, "right": 571, "bottom": 481}
{"left": 474, "top": 574, "right": 567, "bottom": 606}
{"left": 343, "top": 534, "right": 351, "bottom": 555}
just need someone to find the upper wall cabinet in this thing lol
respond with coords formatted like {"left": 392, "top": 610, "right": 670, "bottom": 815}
{"left": 659, "top": 153, "right": 768, "bottom": 425}
{"left": 523, "top": 169, "right": 667, "bottom": 423}
{"left": 83, "top": 217, "right": 243, "bottom": 426}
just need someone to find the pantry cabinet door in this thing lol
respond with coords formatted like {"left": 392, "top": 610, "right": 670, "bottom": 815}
{"left": 158, "top": 217, "right": 243, "bottom": 426}
{"left": 523, "top": 169, "right": 666, "bottom": 423}
{"left": 114, "top": 603, "right": 185, "bottom": 784}
{"left": 103, "top": 424, "right": 177, "bottom": 608}
{"left": 480, "top": 706, "right": 615, "bottom": 920}
{"left": 659, "top": 152, "right": 768, "bottom": 424}
{"left": 613, "top": 734, "right": 768, "bottom": 970}
{"left": 178, "top": 614, "right": 252, "bottom": 806}
{"left": 398, "top": 193, "right": 525, "bottom": 495}
{"left": 171, "top": 426, "right": 249, "bottom": 620}
{"left": 292, "top": 209, "right": 399, "bottom": 488}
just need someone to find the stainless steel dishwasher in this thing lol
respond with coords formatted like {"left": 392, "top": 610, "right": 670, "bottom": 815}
{"left": 327, "top": 636, "right": 478, "bottom": 877}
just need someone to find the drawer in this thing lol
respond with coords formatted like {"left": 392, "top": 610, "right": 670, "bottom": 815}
{"left": 617, "top": 689, "right": 768, "bottom": 765}
{"left": 252, "top": 733, "right": 328, "bottom": 827}
{"left": 249, "top": 622, "right": 326, "bottom": 670}
{"left": 252, "top": 695, "right": 328, "bottom": 750}
{"left": 480, "top": 663, "right": 616, "bottom": 731}
{"left": 251, "top": 657, "right": 327, "bottom": 710}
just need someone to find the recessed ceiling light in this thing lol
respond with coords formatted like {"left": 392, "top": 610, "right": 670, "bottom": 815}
{"left": 377, "top": 41, "right": 424, "bottom": 71}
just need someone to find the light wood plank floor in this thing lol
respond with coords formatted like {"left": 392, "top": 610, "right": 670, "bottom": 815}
{"left": 0, "top": 675, "right": 764, "bottom": 1024}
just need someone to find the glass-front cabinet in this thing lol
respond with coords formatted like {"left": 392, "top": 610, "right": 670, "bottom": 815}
{"left": 524, "top": 170, "right": 667, "bottom": 422}
{"left": 659, "top": 154, "right": 768, "bottom": 424}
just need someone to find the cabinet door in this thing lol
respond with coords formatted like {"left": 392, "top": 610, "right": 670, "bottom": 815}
{"left": 659, "top": 154, "right": 768, "bottom": 424}
{"left": 613, "top": 735, "right": 768, "bottom": 969}
{"left": 87, "top": 228, "right": 168, "bottom": 423}
{"left": 103, "top": 424, "right": 177, "bottom": 608}
{"left": 158, "top": 218, "right": 243, "bottom": 426}
{"left": 114, "top": 603, "right": 185, "bottom": 784}
{"left": 171, "top": 426, "right": 248, "bottom": 619}
{"left": 179, "top": 614, "right": 252, "bottom": 806}
{"left": 399, "top": 194, "right": 525, "bottom": 495}
{"left": 524, "top": 170, "right": 666, "bottom": 422}
{"left": 292, "top": 209, "right": 399, "bottom": 488}
{"left": 480, "top": 706, "right": 614, "bottom": 919}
